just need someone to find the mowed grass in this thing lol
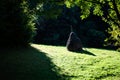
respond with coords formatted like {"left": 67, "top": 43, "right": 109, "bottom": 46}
{"left": 0, "top": 44, "right": 120, "bottom": 80}
{"left": 32, "top": 44, "right": 120, "bottom": 80}
{"left": 0, "top": 46, "right": 62, "bottom": 80}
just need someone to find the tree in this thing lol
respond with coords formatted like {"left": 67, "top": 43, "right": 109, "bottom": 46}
{"left": 0, "top": 0, "right": 36, "bottom": 46}
{"left": 0, "top": 0, "right": 62, "bottom": 46}
{"left": 64, "top": 0, "right": 120, "bottom": 49}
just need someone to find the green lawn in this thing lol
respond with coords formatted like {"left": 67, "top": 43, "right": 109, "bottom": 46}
{"left": 0, "top": 46, "right": 62, "bottom": 80}
{"left": 0, "top": 44, "right": 120, "bottom": 80}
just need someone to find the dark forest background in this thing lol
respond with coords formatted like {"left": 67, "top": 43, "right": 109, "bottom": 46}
{"left": 0, "top": 0, "right": 119, "bottom": 50}
{"left": 33, "top": 5, "right": 109, "bottom": 48}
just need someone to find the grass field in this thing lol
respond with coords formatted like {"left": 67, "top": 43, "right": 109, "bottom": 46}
{"left": 0, "top": 44, "right": 120, "bottom": 80}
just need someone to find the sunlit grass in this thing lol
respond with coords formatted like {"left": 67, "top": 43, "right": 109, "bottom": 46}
{"left": 32, "top": 44, "right": 120, "bottom": 80}
{"left": 0, "top": 44, "right": 120, "bottom": 80}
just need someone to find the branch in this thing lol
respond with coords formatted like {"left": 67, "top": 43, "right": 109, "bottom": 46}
{"left": 107, "top": 14, "right": 120, "bottom": 27}
{"left": 85, "top": 0, "right": 103, "bottom": 6}
{"left": 112, "top": 0, "right": 120, "bottom": 22}
{"left": 86, "top": 0, "right": 120, "bottom": 28}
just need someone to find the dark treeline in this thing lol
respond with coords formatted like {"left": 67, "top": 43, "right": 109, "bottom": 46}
{"left": 0, "top": 0, "right": 119, "bottom": 50}
{"left": 0, "top": 0, "right": 36, "bottom": 47}
{"left": 33, "top": 5, "right": 110, "bottom": 48}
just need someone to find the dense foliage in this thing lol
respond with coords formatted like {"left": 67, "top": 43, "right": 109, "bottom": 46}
{"left": 0, "top": 0, "right": 119, "bottom": 49}
{"left": 34, "top": 5, "right": 108, "bottom": 48}
{"left": 0, "top": 0, "right": 36, "bottom": 46}
{"left": 0, "top": 0, "right": 63, "bottom": 47}
{"left": 65, "top": 0, "right": 120, "bottom": 49}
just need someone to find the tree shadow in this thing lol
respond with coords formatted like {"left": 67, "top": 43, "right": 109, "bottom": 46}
{"left": 0, "top": 46, "right": 65, "bottom": 80}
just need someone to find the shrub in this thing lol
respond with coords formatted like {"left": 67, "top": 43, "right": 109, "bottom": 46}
{"left": 0, "top": 0, "right": 36, "bottom": 46}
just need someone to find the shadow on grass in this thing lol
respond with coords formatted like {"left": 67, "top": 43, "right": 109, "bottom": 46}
{"left": 81, "top": 50, "right": 96, "bottom": 56}
{"left": 0, "top": 46, "right": 65, "bottom": 80}
{"left": 72, "top": 50, "right": 96, "bottom": 56}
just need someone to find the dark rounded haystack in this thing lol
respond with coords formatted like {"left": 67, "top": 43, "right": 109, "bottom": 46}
{"left": 66, "top": 32, "right": 83, "bottom": 51}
